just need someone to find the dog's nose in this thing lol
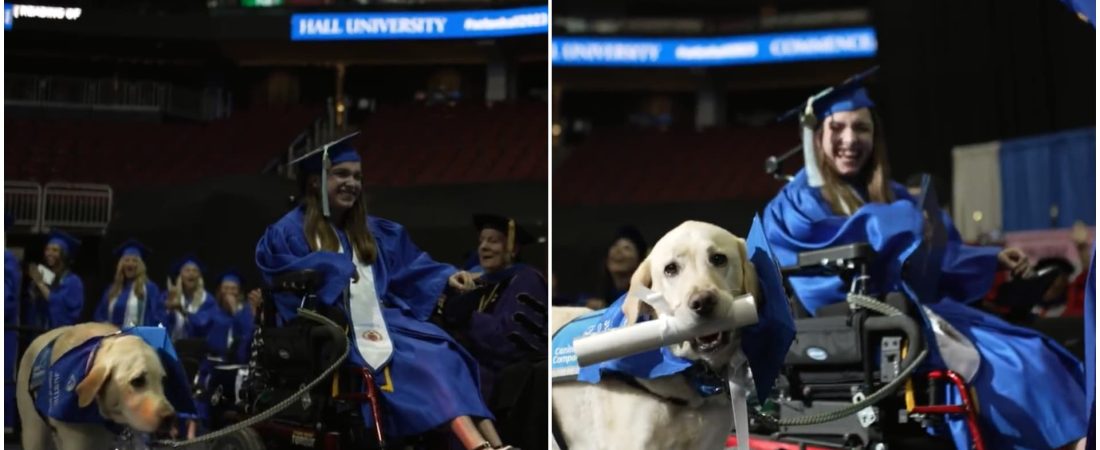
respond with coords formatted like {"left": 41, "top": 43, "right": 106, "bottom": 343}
{"left": 157, "top": 403, "right": 175, "bottom": 420}
{"left": 688, "top": 293, "right": 716, "bottom": 316}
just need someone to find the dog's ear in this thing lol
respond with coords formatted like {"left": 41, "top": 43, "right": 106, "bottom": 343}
{"left": 76, "top": 361, "right": 111, "bottom": 408}
{"left": 737, "top": 238, "right": 761, "bottom": 301}
{"left": 622, "top": 257, "right": 655, "bottom": 325}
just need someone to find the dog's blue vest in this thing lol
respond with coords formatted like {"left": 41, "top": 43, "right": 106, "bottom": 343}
{"left": 550, "top": 297, "right": 726, "bottom": 398}
{"left": 28, "top": 327, "right": 197, "bottom": 426}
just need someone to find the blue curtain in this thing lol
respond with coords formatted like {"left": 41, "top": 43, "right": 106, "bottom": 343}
{"left": 999, "top": 127, "right": 1095, "bottom": 231}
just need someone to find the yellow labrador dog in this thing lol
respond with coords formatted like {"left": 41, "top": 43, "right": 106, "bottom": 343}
{"left": 552, "top": 221, "right": 760, "bottom": 450}
{"left": 17, "top": 322, "right": 177, "bottom": 450}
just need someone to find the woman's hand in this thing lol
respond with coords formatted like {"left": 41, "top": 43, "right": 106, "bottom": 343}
{"left": 165, "top": 277, "right": 182, "bottom": 311}
{"left": 26, "top": 264, "right": 49, "bottom": 299}
{"left": 26, "top": 264, "right": 42, "bottom": 283}
{"left": 224, "top": 292, "right": 240, "bottom": 313}
{"left": 448, "top": 271, "right": 480, "bottom": 293}
{"left": 997, "top": 247, "right": 1033, "bottom": 278}
{"left": 247, "top": 289, "right": 263, "bottom": 315}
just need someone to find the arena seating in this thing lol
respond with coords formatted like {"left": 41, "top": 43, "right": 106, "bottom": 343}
{"left": 553, "top": 125, "right": 796, "bottom": 205}
{"left": 356, "top": 101, "right": 547, "bottom": 187}
{"left": 6, "top": 101, "right": 547, "bottom": 189}
{"left": 5, "top": 106, "right": 322, "bottom": 189}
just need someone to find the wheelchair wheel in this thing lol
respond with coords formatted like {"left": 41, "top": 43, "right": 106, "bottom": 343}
{"left": 210, "top": 427, "right": 266, "bottom": 450}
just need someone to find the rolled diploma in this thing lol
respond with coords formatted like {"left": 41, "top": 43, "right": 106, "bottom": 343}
{"left": 574, "top": 294, "right": 759, "bottom": 367}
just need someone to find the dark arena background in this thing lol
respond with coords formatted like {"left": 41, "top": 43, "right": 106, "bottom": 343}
{"left": 4, "top": 0, "right": 547, "bottom": 448}
{"left": 551, "top": 0, "right": 1095, "bottom": 307}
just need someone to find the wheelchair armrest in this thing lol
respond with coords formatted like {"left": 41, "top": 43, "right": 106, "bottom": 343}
{"left": 782, "top": 243, "right": 876, "bottom": 275}
{"left": 270, "top": 270, "right": 323, "bottom": 296}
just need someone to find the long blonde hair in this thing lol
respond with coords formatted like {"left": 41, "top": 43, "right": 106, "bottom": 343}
{"left": 302, "top": 176, "right": 377, "bottom": 264}
{"left": 108, "top": 256, "right": 148, "bottom": 300}
{"left": 814, "top": 110, "right": 895, "bottom": 215}
{"left": 179, "top": 272, "right": 206, "bottom": 306}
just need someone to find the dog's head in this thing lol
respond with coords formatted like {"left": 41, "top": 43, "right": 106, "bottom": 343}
{"left": 75, "top": 335, "right": 175, "bottom": 433}
{"left": 622, "top": 221, "right": 759, "bottom": 368}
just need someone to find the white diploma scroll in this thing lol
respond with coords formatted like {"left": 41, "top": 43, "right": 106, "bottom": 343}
{"left": 573, "top": 292, "right": 759, "bottom": 367}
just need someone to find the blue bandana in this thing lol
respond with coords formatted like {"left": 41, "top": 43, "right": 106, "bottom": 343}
{"left": 29, "top": 327, "right": 197, "bottom": 425}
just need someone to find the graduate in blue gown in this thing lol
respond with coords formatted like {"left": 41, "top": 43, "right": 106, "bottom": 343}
{"left": 439, "top": 214, "right": 547, "bottom": 400}
{"left": 161, "top": 255, "right": 217, "bottom": 341}
{"left": 94, "top": 240, "right": 165, "bottom": 328}
{"left": 5, "top": 214, "right": 21, "bottom": 431}
{"left": 193, "top": 270, "right": 255, "bottom": 430}
{"left": 24, "top": 230, "right": 85, "bottom": 329}
{"left": 762, "top": 77, "right": 1086, "bottom": 450}
{"left": 254, "top": 133, "right": 513, "bottom": 450}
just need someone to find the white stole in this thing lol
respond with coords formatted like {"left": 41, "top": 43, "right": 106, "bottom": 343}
{"left": 112, "top": 285, "right": 141, "bottom": 327}
{"left": 321, "top": 231, "right": 393, "bottom": 370}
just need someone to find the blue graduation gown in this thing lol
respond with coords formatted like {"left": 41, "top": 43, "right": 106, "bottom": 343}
{"left": 1084, "top": 253, "right": 1095, "bottom": 450}
{"left": 94, "top": 281, "right": 165, "bottom": 328}
{"left": 255, "top": 209, "right": 492, "bottom": 438}
{"left": 194, "top": 304, "right": 254, "bottom": 425}
{"left": 5, "top": 250, "right": 20, "bottom": 429}
{"left": 161, "top": 290, "right": 217, "bottom": 340}
{"left": 763, "top": 169, "right": 1086, "bottom": 450}
{"left": 25, "top": 272, "right": 84, "bottom": 330}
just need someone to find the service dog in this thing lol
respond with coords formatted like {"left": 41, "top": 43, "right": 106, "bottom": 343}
{"left": 17, "top": 322, "right": 177, "bottom": 450}
{"left": 552, "top": 221, "right": 760, "bottom": 450}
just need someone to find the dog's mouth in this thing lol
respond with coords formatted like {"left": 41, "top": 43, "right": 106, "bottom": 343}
{"left": 691, "top": 331, "right": 729, "bottom": 353}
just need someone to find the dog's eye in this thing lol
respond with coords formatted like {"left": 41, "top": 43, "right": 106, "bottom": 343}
{"left": 130, "top": 375, "right": 146, "bottom": 389}
{"left": 709, "top": 253, "right": 728, "bottom": 267}
{"left": 664, "top": 262, "right": 679, "bottom": 277}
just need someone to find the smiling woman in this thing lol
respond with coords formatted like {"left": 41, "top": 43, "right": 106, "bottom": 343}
{"left": 256, "top": 134, "right": 519, "bottom": 450}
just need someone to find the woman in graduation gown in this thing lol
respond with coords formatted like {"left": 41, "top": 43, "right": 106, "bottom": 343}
{"left": 255, "top": 134, "right": 514, "bottom": 450}
{"left": 5, "top": 216, "right": 20, "bottom": 431}
{"left": 761, "top": 80, "right": 1086, "bottom": 450}
{"left": 24, "top": 230, "right": 85, "bottom": 329}
{"left": 193, "top": 270, "right": 255, "bottom": 430}
{"left": 162, "top": 255, "right": 218, "bottom": 341}
{"left": 94, "top": 239, "right": 165, "bottom": 328}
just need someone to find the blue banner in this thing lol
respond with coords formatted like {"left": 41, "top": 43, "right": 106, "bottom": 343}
{"left": 290, "top": 5, "right": 547, "bottom": 41}
{"left": 5, "top": 4, "right": 12, "bottom": 31}
{"left": 552, "top": 27, "right": 877, "bottom": 67}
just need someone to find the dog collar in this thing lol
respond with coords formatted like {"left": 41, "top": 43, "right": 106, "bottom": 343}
{"left": 684, "top": 362, "right": 728, "bottom": 398}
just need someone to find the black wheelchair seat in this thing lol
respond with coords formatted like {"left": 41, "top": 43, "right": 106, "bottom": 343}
{"left": 270, "top": 269, "right": 324, "bottom": 297}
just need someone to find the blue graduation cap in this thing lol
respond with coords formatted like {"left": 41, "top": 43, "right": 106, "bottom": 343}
{"left": 123, "top": 327, "right": 198, "bottom": 416}
{"left": 777, "top": 66, "right": 879, "bottom": 188}
{"left": 216, "top": 269, "right": 243, "bottom": 287}
{"left": 169, "top": 254, "right": 205, "bottom": 278}
{"left": 46, "top": 230, "right": 81, "bottom": 260}
{"left": 288, "top": 132, "right": 362, "bottom": 218}
{"left": 113, "top": 239, "right": 151, "bottom": 260}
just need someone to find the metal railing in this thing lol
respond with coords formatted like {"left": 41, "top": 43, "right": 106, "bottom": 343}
{"left": 5, "top": 75, "right": 229, "bottom": 120}
{"left": 4, "top": 181, "right": 112, "bottom": 234}
{"left": 42, "top": 183, "right": 113, "bottom": 232}
{"left": 5, "top": 181, "right": 43, "bottom": 232}
{"left": 277, "top": 96, "right": 343, "bottom": 179}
